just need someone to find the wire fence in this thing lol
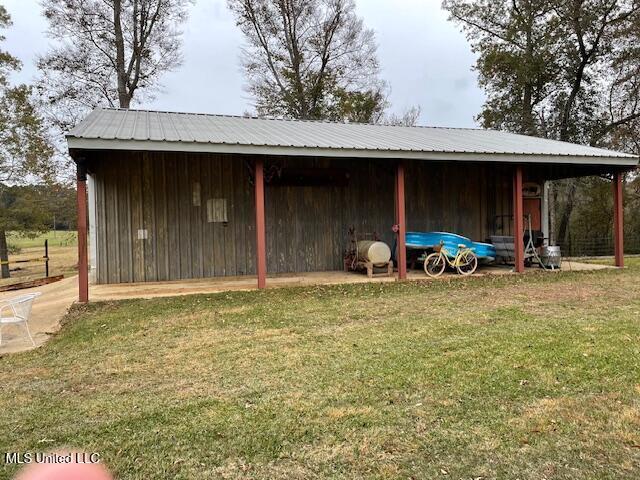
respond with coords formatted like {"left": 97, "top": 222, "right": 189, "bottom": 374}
{"left": 556, "top": 234, "right": 640, "bottom": 257}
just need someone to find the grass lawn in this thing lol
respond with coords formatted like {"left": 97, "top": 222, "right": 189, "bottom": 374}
{"left": 7, "top": 230, "right": 77, "bottom": 249}
{"left": 582, "top": 255, "right": 640, "bottom": 267}
{"left": 1, "top": 231, "right": 78, "bottom": 287}
{"left": 1, "top": 264, "right": 640, "bottom": 479}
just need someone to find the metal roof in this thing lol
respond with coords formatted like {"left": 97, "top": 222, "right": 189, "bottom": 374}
{"left": 67, "top": 108, "right": 638, "bottom": 166}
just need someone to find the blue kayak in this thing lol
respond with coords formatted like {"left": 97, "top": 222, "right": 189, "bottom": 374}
{"left": 405, "top": 231, "right": 496, "bottom": 263}
{"left": 473, "top": 242, "right": 497, "bottom": 263}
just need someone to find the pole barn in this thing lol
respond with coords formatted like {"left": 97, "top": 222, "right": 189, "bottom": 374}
{"left": 67, "top": 109, "right": 638, "bottom": 302}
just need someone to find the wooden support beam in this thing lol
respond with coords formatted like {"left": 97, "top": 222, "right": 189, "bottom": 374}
{"left": 77, "top": 162, "right": 89, "bottom": 303}
{"left": 613, "top": 171, "right": 624, "bottom": 268}
{"left": 255, "top": 157, "right": 267, "bottom": 288}
{"left": 396, "top": 161, "right": 407, "bottom": 280}
{"left": 513, "top": 165, "right": 525, "bottom": 273}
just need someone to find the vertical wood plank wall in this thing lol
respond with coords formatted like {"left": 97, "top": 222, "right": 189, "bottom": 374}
{"left": 404, "top": 162, "right": 514, "bottom": 239}
{"left": 265, "top": 157, "right": 397, "bottom": 274}
{"left": 92, "top": 151, "right": 256, "bottom": 284}
{"left": 91, "top": 152, "right": 513, "bottom": 284}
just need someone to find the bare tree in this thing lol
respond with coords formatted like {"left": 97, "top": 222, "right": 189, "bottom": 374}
{"left": 38, "top": 0, "right": 192, "bottom": 130}
{"left": 385, "top": 106, "right": 422, "bottom": 127}
{"left": 228, "top": 0, "right": 386, "bottom": 121}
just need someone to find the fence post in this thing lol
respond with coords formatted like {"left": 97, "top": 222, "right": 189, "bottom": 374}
{"left": 44, "top": 239, "right": 49, "bottom": 278}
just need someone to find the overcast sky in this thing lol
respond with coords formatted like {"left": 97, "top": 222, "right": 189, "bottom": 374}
{"left": 4, "top": 0, "right": 486, "bottom": 128}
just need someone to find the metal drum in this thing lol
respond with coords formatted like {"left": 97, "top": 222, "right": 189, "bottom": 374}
{"left": 540, "top": 245, "right": 562, "bottom": 269}
{"left": 357, "top": 240, "right": 391, "bottom": 266}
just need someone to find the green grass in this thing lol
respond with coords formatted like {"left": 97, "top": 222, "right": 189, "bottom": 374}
{"left": 1, "top": 267, "right": 640, "bottom": 479}
{"left": 7, "top": 230, "right": 77, "bottom": 249}
{"left": 583, "top": 255, "right": 640, "bottom": 269}
{"left": 1, "top": 231, "right": 78, "bottom": 287}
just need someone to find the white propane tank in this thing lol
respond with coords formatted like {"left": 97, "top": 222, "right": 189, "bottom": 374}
{"left": 357, "top": 240, "right": 391, "bottom": 266}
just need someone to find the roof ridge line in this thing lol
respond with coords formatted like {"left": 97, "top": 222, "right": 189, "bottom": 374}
{"left": 94, "top": 107, "right": 486, "bottom": 132}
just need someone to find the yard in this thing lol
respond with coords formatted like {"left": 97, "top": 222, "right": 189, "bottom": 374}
{"left": 1, "top": 231, "right": 77, "bottom": 288}
{"left": 1, "top": 261, "right": 639, "bottom": 479}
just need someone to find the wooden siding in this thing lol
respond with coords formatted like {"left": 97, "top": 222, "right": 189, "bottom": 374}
{"left": 91, "top": 151, "right": 256, "bottom": 284}
{"left": 90, "top": 152, "right": 513, "bottom": 284}
{"left": 405, "top": 162, "right": 514, "bottom": 239}
{"left": 264, "top": 157, "right": 397, "bottom": 273}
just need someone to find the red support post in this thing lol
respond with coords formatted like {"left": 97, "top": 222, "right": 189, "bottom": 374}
{"left": 513, "top": 165, "right": 525, "bottom": 273}
{"left": 613, "top": 171, "right": 624, "bottom": 268}
{"left": 77, "top": 162, "right": 89, "bottom": 303}
{"left": 396, "top": 161, "right": 407, "bottom": 280}
{"left": 255, "top": 157, "right": 267, "bottom": 288}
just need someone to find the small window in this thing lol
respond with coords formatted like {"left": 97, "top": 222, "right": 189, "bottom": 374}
{"left": 192, "top": 182, "right": 201, "bottom": 206}
{"left": 207, "top": 198, "right": 227, "bottom": 223}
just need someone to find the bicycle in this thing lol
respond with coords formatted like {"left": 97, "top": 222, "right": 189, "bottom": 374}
{"left": 423, "top": 241, "right": 478, "bottom": 277}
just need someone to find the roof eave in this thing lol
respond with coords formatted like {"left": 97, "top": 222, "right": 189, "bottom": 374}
{"left": 66, "top": 137, "right": 640, "bottom": 167}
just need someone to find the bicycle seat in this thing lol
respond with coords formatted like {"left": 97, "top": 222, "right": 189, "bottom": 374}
{"left": 458, "top": 244, "right": 467, "bottom": 248}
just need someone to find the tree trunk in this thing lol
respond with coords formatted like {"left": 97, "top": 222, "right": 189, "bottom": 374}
{"left": 113, "top": 0, "right": 130, "bottom": 109}
{"left": 522, "top": 84, "right": 535, "bottom": 135}
{"left": 521, "top": 11, "right": 536, "bottom": 135}
{"left": 560, "top": 61, "right": 587, "bottom": 141}
{"left": 556, "top": 181, "right": 577, "bottom": 247}
{"left": 0, "top": 229, "right": 10, "bottom": 279}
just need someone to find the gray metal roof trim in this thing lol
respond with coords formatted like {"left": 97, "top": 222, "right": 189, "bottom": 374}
{"left": 66, "top": 137, "right": 639, "bottom": 167}
{"left": 66, "top": 135, "right": 637, "bottom": 160}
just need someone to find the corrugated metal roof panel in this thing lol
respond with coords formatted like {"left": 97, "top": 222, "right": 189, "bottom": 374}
{"left": 67, "top": 108, "right": 638, "bottom": 164}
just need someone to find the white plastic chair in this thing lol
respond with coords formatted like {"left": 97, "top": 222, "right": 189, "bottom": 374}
{"left": 0, "top": 292, "right": 41, "bottom": 347}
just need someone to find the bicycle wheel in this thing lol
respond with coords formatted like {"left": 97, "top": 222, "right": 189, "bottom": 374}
{"left": 424, "top": 252, "right": 446, "bottom": 277}
{"left": 456, "top": 250, "right": 478, "bottom": 276}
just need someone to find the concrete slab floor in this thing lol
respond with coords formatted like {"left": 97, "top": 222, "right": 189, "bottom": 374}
{"left": 91, "top": 260, "right": 612, "bottom": 301}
